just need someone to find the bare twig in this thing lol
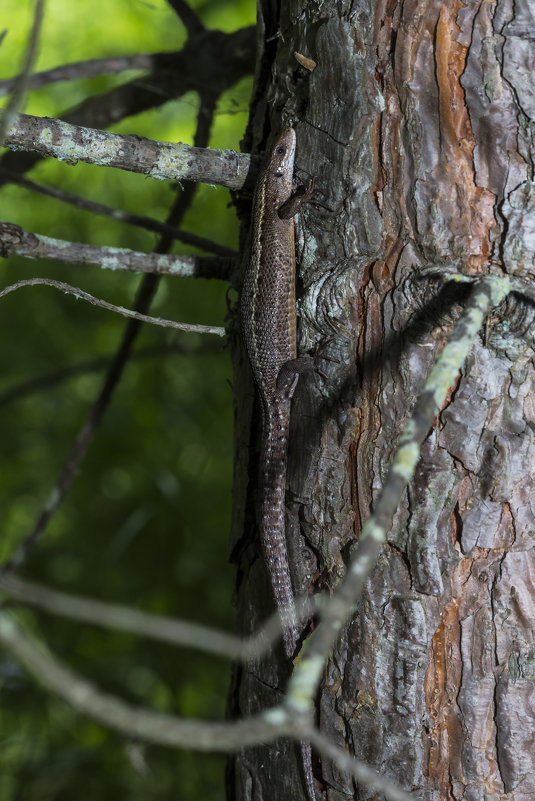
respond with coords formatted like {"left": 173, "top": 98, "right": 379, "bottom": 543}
{"left": 0, "top": 608, "right": 288, "bottom": 750}
{"left": 0, "top": 221, "right": 234, "bottom": 279}
{"left": 0, "top": 54, "right": 154, "bottom": 97}
{"left": 418, "top": 262, "right": 535, "bottom": 305}
{"left": 0, "top": 102, "right": 218, "bottom": 577}
{"left": 166, "top": 0, "right": 205, "bottom": 35}
{"left": 0, "top": 112, "right": 253, "bottom": 190}
{"left": 1, "top": 277, "right": 168, "bottom": 575}
{"left": 0, "top": 170, "right": 237, "bottom": 258}
{"left": 1, "top": 282, "right": 164, "bottom": 574}
{"left": 0, "top": 0, "right": 45, "bottom": 146}
{"left": 306, "top": 729, "right": 413, "bottom": 801}
{"left": 0, "top": 574, "right": 315, "bottom": 661}
{"left": 0, "top": 278, "right": 225, "bottom": 336}
{"left": 0, "top": 342, "right": 213, "bottom": 408}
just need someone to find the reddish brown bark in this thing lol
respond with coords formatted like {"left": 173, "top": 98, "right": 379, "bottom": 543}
{"left": 230, "top": 1, "right": 535, "bottom": 800}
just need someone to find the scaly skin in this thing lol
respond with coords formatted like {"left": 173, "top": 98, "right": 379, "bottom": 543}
{"left": 241, "top": 127, "right": 317, "bottom": 801}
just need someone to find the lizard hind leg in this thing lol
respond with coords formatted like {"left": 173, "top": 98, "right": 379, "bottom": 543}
{"left": 276, "top": 355, "right": 322, "bottom": 399}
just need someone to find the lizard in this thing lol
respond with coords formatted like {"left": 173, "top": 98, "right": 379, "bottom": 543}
{"left": 241, "top": 126, "right": 318, "bottom": 801}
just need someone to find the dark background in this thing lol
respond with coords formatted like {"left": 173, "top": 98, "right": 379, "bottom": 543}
{"left": 0, "top": 1, "right": 252, "bottom": 798}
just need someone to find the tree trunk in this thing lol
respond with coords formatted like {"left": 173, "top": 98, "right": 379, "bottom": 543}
{"left": 229, "top": 1, "right": 535, "bottom": 799}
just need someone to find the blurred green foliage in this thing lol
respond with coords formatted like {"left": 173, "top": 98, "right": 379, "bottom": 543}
{"left": 0, "top": 0, "right": 254, "bottom": 799}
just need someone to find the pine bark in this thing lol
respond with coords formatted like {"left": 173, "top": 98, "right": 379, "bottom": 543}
{"left": 229, "top": 1, "right": 535, "bottom": 800}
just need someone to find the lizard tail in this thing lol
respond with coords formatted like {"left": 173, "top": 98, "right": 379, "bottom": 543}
{"left": 260, "top": 402, "right": 300, "bottom": 658}
{"left": 301, "top": 740, "right": 317, "bottom": 801}
{"left": 261, "top": 405, "right": 317, "bottom": 801}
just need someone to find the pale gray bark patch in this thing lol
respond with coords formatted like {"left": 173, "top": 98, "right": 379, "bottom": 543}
{"left": 493, "top": 550, "right": 535, "bottom": 793}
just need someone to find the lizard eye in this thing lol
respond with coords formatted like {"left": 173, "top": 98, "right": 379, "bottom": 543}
{"left": 276, "top": 145, "right": 286, "bottom": 156}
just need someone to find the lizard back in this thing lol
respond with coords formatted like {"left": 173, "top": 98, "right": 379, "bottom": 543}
{"left": 241, "top": 128, "right": 300, "bottom": 655}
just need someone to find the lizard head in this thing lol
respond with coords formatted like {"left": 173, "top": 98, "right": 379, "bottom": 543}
{"left": 266, "top": 127, "right": 296, "bottom": 187}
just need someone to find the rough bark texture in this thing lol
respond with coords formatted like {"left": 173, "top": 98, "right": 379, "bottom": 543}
{"left": 229, "top": 1, "right": 535, "bottom": 800}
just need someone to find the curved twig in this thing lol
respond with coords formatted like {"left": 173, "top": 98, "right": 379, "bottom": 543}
{"left": 0, "top": 171, "right": 238, "bottom": 257}
{"left": 0, "top": 607, "right": 412, "bottom": 801}
{"left": 0, "top": 54, "right": 154, "bottom": 97}
{"left": 0, "top": 278, "right": 225, "bottom": 336}
{"left": 0, "top": 0, "right": 45, "bottom": 145}
{"left": 0, "top": 573, "right": 315, "bottom": 662}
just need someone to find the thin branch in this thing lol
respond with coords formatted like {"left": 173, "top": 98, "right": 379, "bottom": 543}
{"left": 0, "top": 112, "right": 253, "bottom": 190}
{"left": 306, "top": 730, "right": 413, "bottom": 801}
{"left": 0, "top": 0, "right": 45, "bottom": 145}
{"left": 0, "top": 609, "right": 412, "bottom": 801}
{"left": 0, "top": 26, "right": 256, "bottom": 188}
{"left": 286, "top": 275, "right": 512, "bottom": 713}
{"left": 166, "top": 0, "right": 205, "bottom": 36}
{"left": 0, "top": 574, "right": 245, "bottom": 658}
{"left": 0, "top": 574, "right": 315, "bottom": 662}
{"left": 0, "top": 170, "right": 237, "bottom": 258}
{"left": 56, "top": 27, "right": 254, "bottom": 133}
{"left": 0, "top": 342, "right": 213, "bottom": 408}
{"left": 0, "top": 101, "right": 218, "bottom": 577}
{"left": 0, "top": 222, "right": 233, "bottom": 279}
{"left": 0, "top": 609, "right": 287, "bottom": 750}
{"left": 419, "top": 262, "right": 535, "bottom": 305}
{"left": 0, "top": 54, "right": 154, "bottom": 97}
{"left": 0, "top": 278, "right": 161, "bottom": 575}
{"left": 0, "top": 278, "right": 225, "bottom": 336}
